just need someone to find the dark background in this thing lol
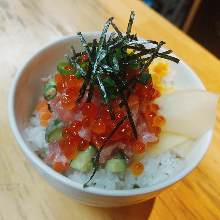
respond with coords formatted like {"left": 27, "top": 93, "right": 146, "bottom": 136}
{"left": 144, "top": 0, "right": 220, "bottom": 58}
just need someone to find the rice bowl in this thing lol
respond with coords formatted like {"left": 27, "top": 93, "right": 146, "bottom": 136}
{"left": 8, "top": 30, "right": 216, "bottom": 206}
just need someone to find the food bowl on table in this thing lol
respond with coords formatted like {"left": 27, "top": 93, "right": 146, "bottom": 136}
{"left": 8, "top": 32, "right": 214, "bottom": 207}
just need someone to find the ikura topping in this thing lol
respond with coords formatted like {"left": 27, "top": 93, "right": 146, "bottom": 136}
{"left": 53, "top": 161, "right": 69, "bottom": 173}
{"left": 129, "top": 161, "right": 144, "bottom": 176}
{"left": 132, "top": 140, "right": 145, "bottom": 154}
{"left": 35, "top": 11, "right": 179, "bottom": 188}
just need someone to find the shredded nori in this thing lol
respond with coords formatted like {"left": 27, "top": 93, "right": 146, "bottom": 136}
{"left": 132, "top": 184, "right": 140, "bottom": 189}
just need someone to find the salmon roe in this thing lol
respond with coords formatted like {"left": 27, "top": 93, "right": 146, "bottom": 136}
{"left": 92, "top": 135, "right": 107, "bottom": 148}
{"left": 79, "top": 139, "right": 90, "bottom": 151}
{"left": 141, "top": 102, "right": 159, "bottom": 113}
{"left": 112, "top": 120, "right": 132, "bottom": 141}
{"left": 130, "top": 161, "right": 144, "bottom": 176}
{"left": 55, "top": 73, "right": 65, "bottom": 93}
{"left": 53, "top": 161, "right": 69, "bottom": 173}
{"left": 92, "top": 119, "right": 106, "bottom": 135}
{"left": 82, "top": 103, "right": 98, "bottom": 119}
{"left": 132, "top": 140, "right": 146, "bottom": 154}
{"left": 143, "top": 112, "right": 155, "bottom": 123}
{"left": 135, "top": 82, "right": 160, "bottom": 101}
{"left": 62, "top": 121, "right": 82, "bottom": 138}
{"left": 59, "top": 137, "right": 78, "bottom": 160}
{"left": 63, "top": 74, "right": 83, "bottom": 89}
{"left": 61, "top": 94, "right": 76, "bottom": 110}
{"left": 152, "top": 115, "right": 165, "bottom": 127}
{"left": 149, "top": 126, "right": 161, "bottom": 136}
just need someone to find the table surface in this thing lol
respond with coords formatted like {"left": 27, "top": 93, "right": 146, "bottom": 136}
{"left": 1, "top": 0, "right": 220, "bottom": 219}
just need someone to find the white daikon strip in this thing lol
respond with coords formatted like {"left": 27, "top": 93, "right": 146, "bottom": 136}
{"left": 145, "top": 132, "right": 192, "bottom": 157}
{"left": 155, "top": 91, "right": 218, "bottom": 138}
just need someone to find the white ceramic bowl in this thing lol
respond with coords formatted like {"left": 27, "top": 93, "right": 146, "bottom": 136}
{"left": 8, "top": 33, "right": 213, "bottom": 207}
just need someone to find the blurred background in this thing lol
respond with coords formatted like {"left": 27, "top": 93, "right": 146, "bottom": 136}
{"left": 143, "top": 0, "right": 220, "bottom": 58}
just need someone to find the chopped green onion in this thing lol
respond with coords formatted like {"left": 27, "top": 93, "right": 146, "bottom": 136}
{"left": 44, "top": 79, "right": 56, "bottom": 101}
{"left": 57, "top": 62, "right": 75, "bottom": 75}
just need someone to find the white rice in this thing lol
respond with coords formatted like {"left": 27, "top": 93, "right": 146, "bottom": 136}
{"left": 24, "top": 114, "right": 48, "bottom": 150}
{"left": 68, "top": 151, "right": 184, "bottom": 189}
{"left": 24, "top": 113, "right": 186, "bottom": 190}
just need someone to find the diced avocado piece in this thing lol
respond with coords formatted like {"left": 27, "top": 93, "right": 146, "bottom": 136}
{"left": 44, "top": 79, "right": 57, "bottom": 101}
{"left": 70, "top": 146, "right": 96, "bottom": 172}
{"left": 45, "top": 119, "right": 63, "bottom": 143}
{"left": 105, "top": 158, "right": 127, "bottom": 173}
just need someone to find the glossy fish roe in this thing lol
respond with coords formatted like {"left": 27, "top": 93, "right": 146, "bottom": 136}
{"left": 130, "top": 161, "right": 144, "bottom": 176}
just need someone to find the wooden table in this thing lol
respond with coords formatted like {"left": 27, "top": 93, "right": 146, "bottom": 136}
{"left": 1, "top": 0, "right": 220, "bottom": 219}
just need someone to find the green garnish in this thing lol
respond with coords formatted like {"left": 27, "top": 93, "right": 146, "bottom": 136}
{"left": 44, "top": 79, "right": 56, "bottom": 101}
{"left": 57, "top": 62, "right": 75, "bottom": 75}
{"left": 45, "top": 119, "right": 63, "bottom": 143}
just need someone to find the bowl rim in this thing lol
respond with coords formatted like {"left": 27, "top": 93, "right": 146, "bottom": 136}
{"left": 8, "top": 33, "right": 213, "bottom": 197}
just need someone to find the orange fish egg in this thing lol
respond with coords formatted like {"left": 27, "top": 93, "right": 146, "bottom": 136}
{"left": 53, "top": 161, "right": 69, "bottom": 173}
{"left": 152, "top": 115, "right": 165, "bottom": 127}
{"left": 61, "top": 94, "right": 76, "bottom": 110}
{"left": 130, "top": 161, "right": 144, "bottom": 176}
{"left": 92, "top": 119, "right": 106, "bottom": 135}
{"left": 141, "top": 102, "right": 159, "bottom": 113}
{"left": 78, "top": 139, "right": 89, "bottom": 151}
{"left": 82, "top": 103, "right": 98, "bottom": 119}
{"left": 55, "top": 73, "right": 65, "bottom": 93}
{"left": 148, "top": 103, "right": 159, "bottom": 112}
{"left": 149, "top": 126, "right": 161, "bottom": 136}
{"left": 132, "top": 140, "right": 145, "bottom": 154}
{"left": 63, "top": 74, "right": 83, "bottom": 90}
{"left": 59, "top": 137, "right": 78, "bottom": 160}
{"left": 62, "top": 121, "right": 82, "bottom": 138}
{"left": 143, "top": 112, "right": 155, "bottom": 123}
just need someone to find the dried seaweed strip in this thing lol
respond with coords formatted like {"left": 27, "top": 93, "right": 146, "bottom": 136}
{"left": 111, "top": 22, "right": 123, "bottom": 38}
{"left": 77, "top": 32, "right": 93, "bottom": 64}
{"left": 126, "top": 11, "right": 135, "bottom": 35}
